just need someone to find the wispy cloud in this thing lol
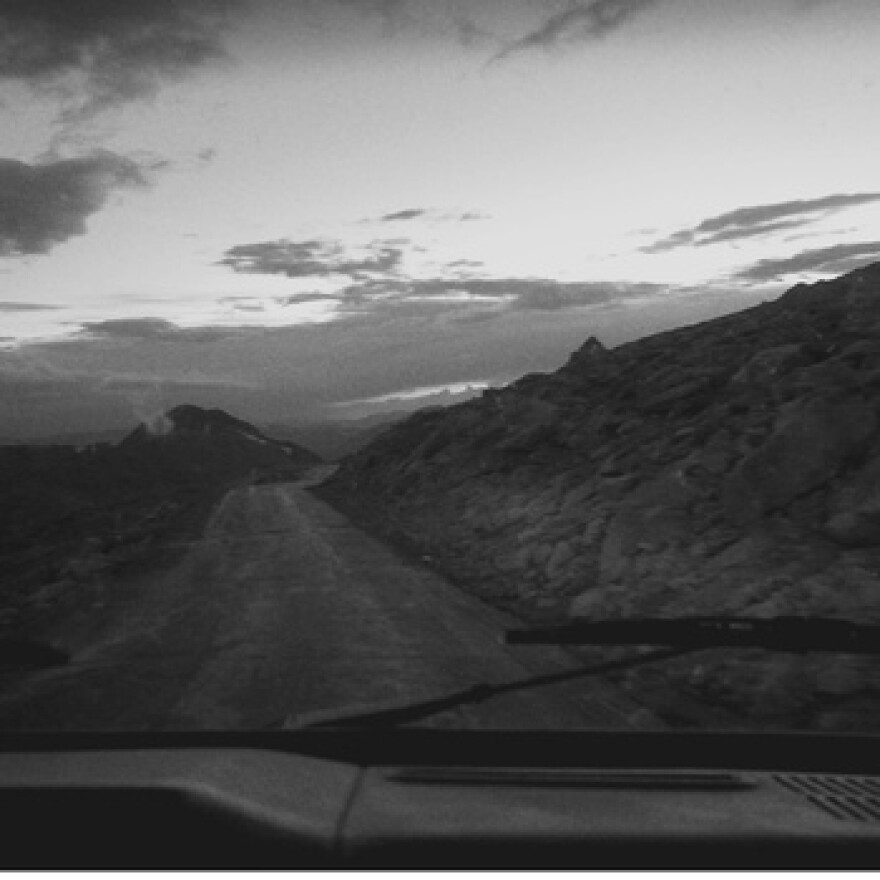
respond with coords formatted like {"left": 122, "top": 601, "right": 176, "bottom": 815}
{"left": 0, "top": 151, "right": 152, "bottom": 256}
{"left": 276, "top": 292, "right": 339, "bottom": 306}
{"left": 366, "top": 207, "right": 489, "bottom": 224}
{"left": 219, "top": 237, "right": 405, "bottom": 278}
{"left": 492, "top": 0, "right": 663, "bottom": 64}
{"left": 0, "top": 302, "right": 62, "bottom": 312}
{"left": 379, "top": 208, "right": 427, "bottom": 221}
{"left": 643, "top": 192, "right": 880, "bottom": 253}
{"left": 732, "top": 242, "right": 880, "bottom": 283}
{"left": 329, "top": 275, "right": 665, "bottom": 317}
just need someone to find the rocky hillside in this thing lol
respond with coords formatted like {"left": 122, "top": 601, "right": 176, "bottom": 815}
{"left": 319, "top": 262, "right": 880, "bottom": 731}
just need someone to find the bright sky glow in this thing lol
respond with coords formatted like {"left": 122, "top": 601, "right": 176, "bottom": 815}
{"left": 2, "top": 0, "right": 880, "bottom": 434}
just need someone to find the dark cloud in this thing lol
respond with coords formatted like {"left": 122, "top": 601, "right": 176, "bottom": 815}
{"left": 732, "top": 242, "right": 880, "bottom": 283}
{"left": 643, "top": 192, "right": 880, "bottom": 253}
{"left": 0, "top": 0, "right": 518, "bottom": 126}
{"left": 492, "top": 0, "right": 662, "bottom": 63}
{"left": 219, "top": 237, "right": 404, "bottom": 278}
{"left": 0, "top": 302, "right": 62, "bottom": 312}
{"left": 215, "top": 295, "right": 265, "bottom": 312}
{"left": 79, "top": 318, "right": 181, "bottom": 339}
{"left": 447, "top": 258, "right": 485, "bottom": 272}
{"left": 451, "top": 12, "right": 498, "bottom": 49}
{"left": 380, "top": 208, "right": 426, "bottom": 221}
{"left": 0, "top": 0, "right": 233, "bottom": 121}
{"left": 692, "top": 219, "right": 810, "bottom": 246}
{"left": 78, "top": 317, "right": 243, "bottom": 343}
{"left": 221, "top": 231, "right": 668, "bottom": 316}
{"left": 366, "top": 207, "right": 488, "bottom": 224}
{"left": 0, "top": 151, "right": 149, "bottom": 256}
{"left": 277, "top": 292, "right": 338, "bottom": 305}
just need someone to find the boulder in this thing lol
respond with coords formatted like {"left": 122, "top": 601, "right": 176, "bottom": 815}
{"left": 824, "top": 453, "right": 880, "bottom": 546}
{"left": 731, "top": 343, "right": 813, "bottom": 384}
{"left": 722, "top": 394, "right": 877, "bottom": 524}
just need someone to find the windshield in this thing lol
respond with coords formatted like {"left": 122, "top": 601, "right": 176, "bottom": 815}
{"left": 3, "top": 0, "right": 880, "bottom": 735}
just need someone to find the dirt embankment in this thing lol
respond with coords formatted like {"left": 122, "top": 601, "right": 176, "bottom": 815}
{"left": 0, "top": 482, "right": 228, "bottom": 653}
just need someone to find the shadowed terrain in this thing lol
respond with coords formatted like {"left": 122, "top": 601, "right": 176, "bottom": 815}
{"left": 319, "top": 263, "right": 880, "bottom": 731}
{"left": 0, "top": 405, "right": 320, "bottom": 664}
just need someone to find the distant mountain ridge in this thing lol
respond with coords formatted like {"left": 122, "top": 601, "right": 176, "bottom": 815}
{"left": 1, "top": 428, "right": 129, "bottom": 448}
{"left": 1, "top": 405, "right": 320, "bottom": 574}
{"left": 123, "top": 403, "right": 266, "bottom": 442}
{"left": 123, "top": 404, "right": 319, "bottom": 460}
{"left": 4, "top": 408, "right": 401, "bottom": 462}
{"left": 319, "top": 261, "right": 880, "bottom": 730}
{"left": 262, "top": 411, "right": 407, "bottom": 461}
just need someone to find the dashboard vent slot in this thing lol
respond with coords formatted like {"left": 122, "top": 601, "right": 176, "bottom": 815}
{"left": 391, "top": 768, "right": 753, "bottom": 790}
{"left": 774, "top": 774, "right": 880, "bottom": 822}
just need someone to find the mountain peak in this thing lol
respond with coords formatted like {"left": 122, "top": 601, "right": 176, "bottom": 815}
{"left": 121, "top": 403, "right": 321, "bottom": 471}
{"left": 163, "top": 404, "right": 265, "bottom": 439}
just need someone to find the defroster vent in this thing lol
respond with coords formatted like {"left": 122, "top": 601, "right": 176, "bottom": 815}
{"left": 774, "top": 774, "right": 880, "bottom": 822}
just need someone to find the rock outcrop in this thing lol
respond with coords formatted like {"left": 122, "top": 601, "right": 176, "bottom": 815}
{"left": 319, "top": 262, "right": 880, "bottom": 730}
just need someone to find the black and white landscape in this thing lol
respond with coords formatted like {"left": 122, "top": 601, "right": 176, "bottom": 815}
{"left": 3, "top": 2, "right": 880, "bottom": 733}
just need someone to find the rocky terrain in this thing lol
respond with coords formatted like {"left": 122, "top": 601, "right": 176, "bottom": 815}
{"left": 319, "top": 262, "right": 880, "bottom": 731}
{"left": 0, "top": 405, "right": 319, "bottom": 657}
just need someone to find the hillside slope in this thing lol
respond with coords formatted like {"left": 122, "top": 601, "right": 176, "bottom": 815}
{"left": 1, "top": 406, "right": 321, "bottom": 647}
{"left": 319, "top": 262, "right": 880, "bottom": 730}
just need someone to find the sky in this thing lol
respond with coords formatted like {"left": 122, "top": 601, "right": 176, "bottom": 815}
{"left": 2, "top": 0, "right": 880, "bottom": 436}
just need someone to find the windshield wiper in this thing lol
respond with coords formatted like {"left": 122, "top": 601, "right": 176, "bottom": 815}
{"left": 283, "top": 616, "right": 880, "bottom": 731}
{"left": 287, "top": 646, "right": 692, "bottom": 730}
{"left": 505, "top": 616, "right": 880, "bottom": 654}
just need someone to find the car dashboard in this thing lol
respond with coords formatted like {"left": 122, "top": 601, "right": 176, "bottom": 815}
{"left": 2, "top": 729, "right": 880, "bottom": 868}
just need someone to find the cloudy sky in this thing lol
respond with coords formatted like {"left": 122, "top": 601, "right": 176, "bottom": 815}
{"left": 2, "top": 0, "right": 880, "bottom": 436}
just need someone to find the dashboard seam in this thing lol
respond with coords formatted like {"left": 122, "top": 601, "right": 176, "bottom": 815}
{"left": 334, "top": 766, "right": 367, "bottom": 854}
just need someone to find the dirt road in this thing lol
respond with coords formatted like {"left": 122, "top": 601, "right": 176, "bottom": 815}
{"left": 0, "top": 470, "right": 657, "bottom": 731}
